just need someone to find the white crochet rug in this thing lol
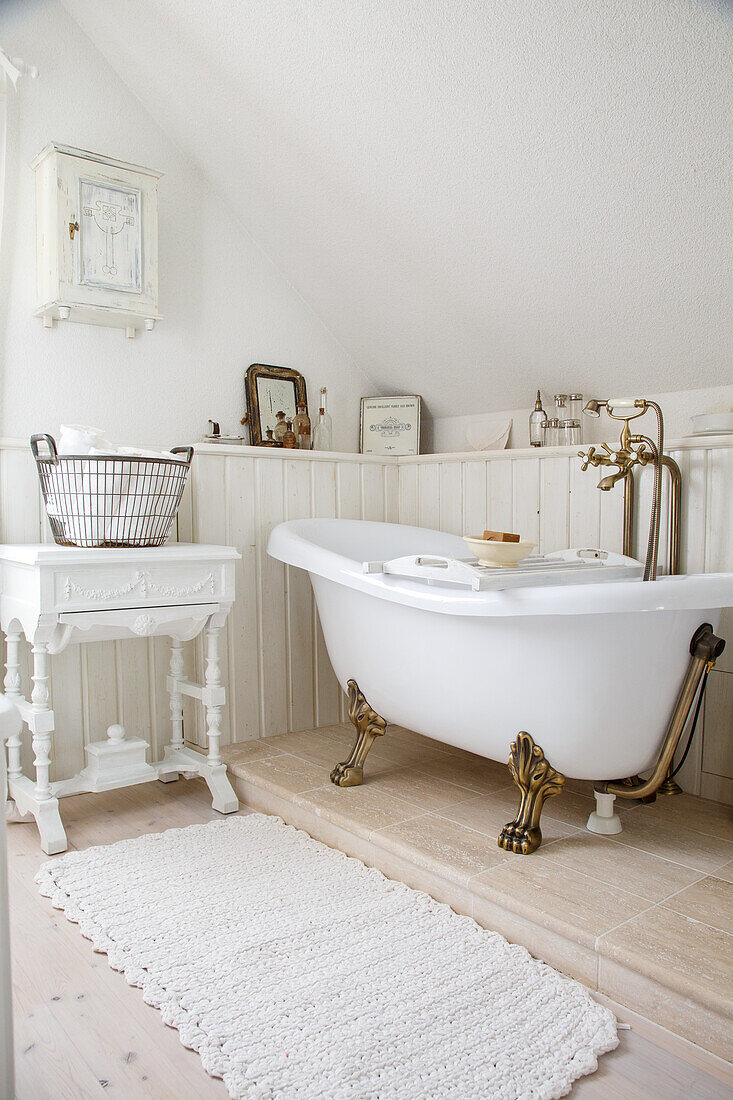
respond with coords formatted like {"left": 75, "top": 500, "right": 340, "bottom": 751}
{"left": 36, "top": 814, "right": 617, "bottom": 1099}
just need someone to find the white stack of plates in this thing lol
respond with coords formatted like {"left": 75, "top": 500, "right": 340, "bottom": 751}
{"left": 691, "top": 412, "right": 733, "bottom": 436}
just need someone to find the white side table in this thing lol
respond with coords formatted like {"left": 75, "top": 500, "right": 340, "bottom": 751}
{"left": 0, "top": 543, "right": 241, "bottom": 854}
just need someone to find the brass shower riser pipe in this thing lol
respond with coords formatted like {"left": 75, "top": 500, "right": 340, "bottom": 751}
{"left": 597, "top": 623, "right": 724, "bottom": 802}
{"left": 621, "top": 453, "right": 681, "bottom": 576}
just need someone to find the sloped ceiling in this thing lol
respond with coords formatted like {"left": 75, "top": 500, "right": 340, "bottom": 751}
{"left": 62, "top": 0, "right": 731, "bottom": 416}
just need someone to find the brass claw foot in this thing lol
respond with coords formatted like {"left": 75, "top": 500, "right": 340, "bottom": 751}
{"left": 498, "top": 731, "right": 565, "bottom": 855}
{"left": 330, "top": 680, "right": 387, "bottom": 787}
{"left": 330, "top": 761, "right": 365, "bottom": 787}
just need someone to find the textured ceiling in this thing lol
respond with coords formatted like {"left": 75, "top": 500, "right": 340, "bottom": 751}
{"left": 61, "top": 0, "right": 732, "bottom": 416}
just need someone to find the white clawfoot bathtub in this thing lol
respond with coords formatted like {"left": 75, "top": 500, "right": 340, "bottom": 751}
{"left": 268, "top": 519, "right": 731, "bottom": 782}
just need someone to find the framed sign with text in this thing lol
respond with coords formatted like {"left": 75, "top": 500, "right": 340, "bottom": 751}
{"left": 360, "top": 396, "right": 422, "bottom": 456}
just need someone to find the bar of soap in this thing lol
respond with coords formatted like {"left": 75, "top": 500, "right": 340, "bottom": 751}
{"left": 482, "top": 530, "right": 521, "bottom": 543}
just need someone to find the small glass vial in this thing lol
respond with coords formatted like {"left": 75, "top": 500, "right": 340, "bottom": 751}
{"left": 568, "top": 394, "right": 583, "bottom": 443}
{"left": 293, "top": 403, "right": 311, "bottom": 449}
{"left": 529, "top": 390, "right": 547, "bottom": 447}
{"left": 283, "top": 419, "right": 297, "bottom": 448}
{"left": 545, "top": 417, "right": 560, "bottom": 447}
{"left": 312, "top": 387, "right": 333, "bottom": 451}
{"left": 273, "top": 410, "right": 288, "bottom": 444}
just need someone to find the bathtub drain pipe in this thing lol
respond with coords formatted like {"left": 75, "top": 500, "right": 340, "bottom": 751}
{"left": 596, "top": 623, "right": 724, "bottom": 804}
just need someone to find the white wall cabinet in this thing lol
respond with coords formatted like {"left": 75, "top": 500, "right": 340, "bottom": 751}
{"left": 31, "top": 143, "right": 162, "bottom": 338}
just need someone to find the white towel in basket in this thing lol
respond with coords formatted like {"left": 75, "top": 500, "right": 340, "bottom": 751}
{"left": 104, "top": 460, "right": 176, "bottom": 545}
{"left": 57, "top": 424, "right": 177, "bottom": 461}
{"left": 44, "top": 459, "right": 116, "bottom": 545}
{"left": 48, "top": 426, "right": 181, "bottom": 545}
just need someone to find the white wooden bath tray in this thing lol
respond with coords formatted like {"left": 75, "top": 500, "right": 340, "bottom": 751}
{"left": 363, "top": 548, "right": 643, "bottom": 592}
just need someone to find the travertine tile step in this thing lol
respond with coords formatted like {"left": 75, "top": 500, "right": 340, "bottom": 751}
{"left": 223, "top": 722, "right": 733, "bottom": 1060}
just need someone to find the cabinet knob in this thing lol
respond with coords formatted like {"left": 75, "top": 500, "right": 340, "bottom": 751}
{"left": 68, "top": 221, "right": 79, "bottom": 240}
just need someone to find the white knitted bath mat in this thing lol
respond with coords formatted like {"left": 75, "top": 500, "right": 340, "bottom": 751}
{"left": 36, "top": 814, "right": 617, "bottom": 1099}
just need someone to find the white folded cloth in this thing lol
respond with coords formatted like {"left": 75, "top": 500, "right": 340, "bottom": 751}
{"left": 58, "top": 424, "right": 177, "bottom": 460}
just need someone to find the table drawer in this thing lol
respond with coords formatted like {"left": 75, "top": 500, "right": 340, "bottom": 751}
{"left": 51, "top": 559, "right": 234, "bottom": 612}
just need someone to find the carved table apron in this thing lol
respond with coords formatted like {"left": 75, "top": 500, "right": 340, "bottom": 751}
{"left": 0, "top": 543, "right": 241, "bottom": 854}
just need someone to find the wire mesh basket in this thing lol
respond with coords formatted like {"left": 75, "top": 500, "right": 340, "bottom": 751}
{"left": 31, "top": 434, "right": 194, "bottom": 548}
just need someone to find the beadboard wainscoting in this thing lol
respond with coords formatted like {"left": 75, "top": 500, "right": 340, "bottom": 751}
{"left": 0, "top": 438, "right": 731, "bottom": 805}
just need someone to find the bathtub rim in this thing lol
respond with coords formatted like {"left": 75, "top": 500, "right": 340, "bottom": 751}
{"left": 268, "top": 518, "right": 733, "bottom": 619}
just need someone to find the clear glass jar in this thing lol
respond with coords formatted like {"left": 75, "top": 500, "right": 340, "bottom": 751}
{"left": 560, "top": 419, "right": 581, "bottom": 446}
{"left": 568, "top": 394, "right": 582, "bottom": 421}
{"left": 554, "top": 394, "right": 568, "bottom": 420}
{"left": 568, "top": 395, "right": 583, "bottom": 442}
{"left": 545, "top": 417, "right": 560, "bottom": 447}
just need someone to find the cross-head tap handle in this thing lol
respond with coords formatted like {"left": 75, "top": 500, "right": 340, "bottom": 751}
{"left": 578, "top": 445, "right": 596, "bottom": 471}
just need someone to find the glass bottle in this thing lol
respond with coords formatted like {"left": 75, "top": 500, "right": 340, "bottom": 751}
{"left": 312, "top": 387, "right": 333, "bottom": 451}
{"left": 529, "top": 390, "right": 547, "bottom": 447}
{"left": 293, "top": 402, "right": 311, "bottom": 450}
{"left": 273, "top": 410, "right": 288, "bottom": 444}
{"left": 283, "top": 419, "right": 297, "bottom": 448}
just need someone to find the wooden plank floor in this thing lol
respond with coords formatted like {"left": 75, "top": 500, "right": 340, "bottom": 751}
{"left": 6, "top": 779, "right": 733, "bottom": 1100}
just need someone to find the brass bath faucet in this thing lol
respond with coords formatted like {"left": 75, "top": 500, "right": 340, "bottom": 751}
{"left": 578, "top": 419, "right": 654, "bottom": 488}
{"left": 578, "top": 398, "right": 680, "bottom": 582}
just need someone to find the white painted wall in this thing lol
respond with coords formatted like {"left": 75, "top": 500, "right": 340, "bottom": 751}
{"left": 0, "top": 2, "right": 377, "bottom": 451}
{"left": 60, "top": 0, "right": 733, "bottom": 420}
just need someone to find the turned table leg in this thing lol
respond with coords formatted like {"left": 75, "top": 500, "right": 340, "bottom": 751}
{"left": 31, "top": 643, "right": 52, "bottom": 801}
{"left": 28, "top": 641, "right": 66, "bottom": 854}
{"left": 159, "top": 639, "right": 185, "bottom": 783}
{"left": 200, "top": 621, "right": 238, "bottom": 814}
{"left": 4, "top": 631, "right": 23, "bottom": 789}
{"left": 204, "top": 625, "right": 223, "bottom": 768}
{"left": 169, "top": 640, "right": 185, "bottom": 752}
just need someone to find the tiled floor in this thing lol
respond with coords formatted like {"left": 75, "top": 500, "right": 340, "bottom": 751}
{"left": 223, "top": 723, "right": 733, "bottom": 1062}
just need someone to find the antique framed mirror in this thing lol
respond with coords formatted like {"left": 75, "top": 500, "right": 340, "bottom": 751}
{"left": 244, "top": 364, "right": 308, "bottom": 446}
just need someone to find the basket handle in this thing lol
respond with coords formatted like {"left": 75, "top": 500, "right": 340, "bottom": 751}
{"left": 30, "top": 434, "right": 59, "bottom": 463}
{"left": 171, "top": 446, "right": 194, "bottom": 465}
